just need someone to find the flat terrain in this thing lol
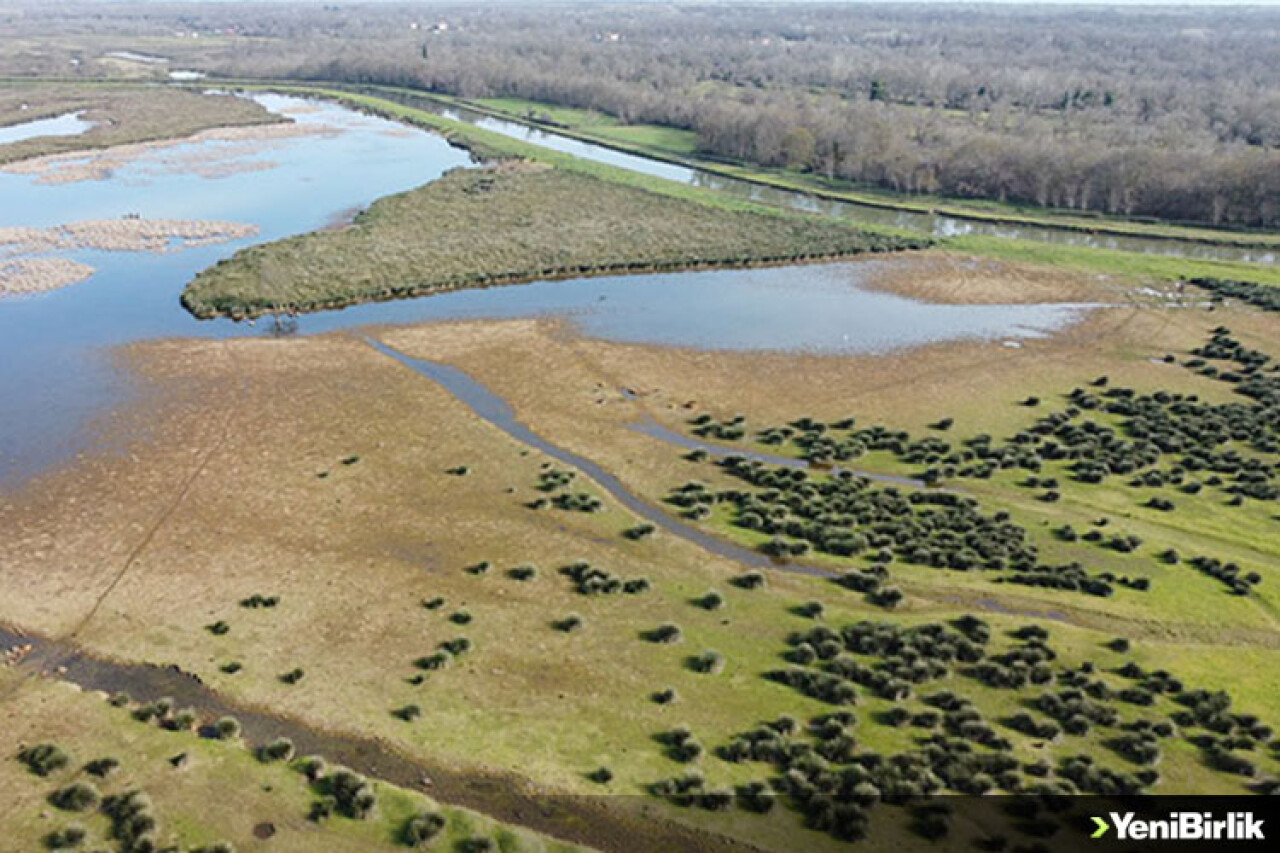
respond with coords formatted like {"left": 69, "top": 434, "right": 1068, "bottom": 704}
{"left": 0, "top": 84, "right": 282, "bottom": 166}
{"left": 182, "top": 160, "right": 920, "bottom": 318}
{"left": 5, "top": 255, "right": 1280, "bottom": 851}
{"left": 0, "top": 671, "right": 584, "bottom": 852}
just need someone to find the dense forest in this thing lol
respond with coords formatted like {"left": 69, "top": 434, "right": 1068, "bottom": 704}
{"left": 5, "top": 2, "right": 1279, "bottom": 228}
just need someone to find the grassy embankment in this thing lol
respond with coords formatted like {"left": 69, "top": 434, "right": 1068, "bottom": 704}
{"left": 373, "top": 86, "right": 1280, "bottom": 252}
{"left": 0, "top": 83, "right": 282, "bottom": 165}
{"left": 181, "top": 89, "right": 924, "bottom": 318}
{"left": 0, "top": 671, "right": 583, "bottom": 853}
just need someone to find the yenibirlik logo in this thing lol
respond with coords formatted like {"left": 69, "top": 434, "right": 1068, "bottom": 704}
{"left": 1091, "top": 812, "right": 1265, "bottom": 841}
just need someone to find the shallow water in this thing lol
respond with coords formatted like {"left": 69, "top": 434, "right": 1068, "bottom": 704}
{"left": 0, "top": 111, "right": 94, "bottom": 145}
{"left": 1, "top": 94, "right": 1094, "bottom": 488}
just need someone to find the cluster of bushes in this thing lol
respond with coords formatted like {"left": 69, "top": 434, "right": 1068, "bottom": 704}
{"left": 559, "top": 560, "right": 650, "bottom": 595}
{"left": 102, "top": 790, "right": 161, "bottom": 853}
{"left": 309, "top": 767, "right": 377, "bottom": 820}
{"left": 536, "top": 467, "right": 575, "bottom": 492}
{"left": 688, "top": 413, "right": 748, "bottom": 441}
{"left": 659, "top": 726, "right": 705, "bottom": 762}
{"left": 131, "top": 698, "right": 200, "bottom": 732}
{"left": 1186, "top": 278, "right": 1280, "bottom": 314}
{"left": 402, "top": 811, "right": 447, "bottom": 847}
{"left": 49, "top": 780, "right": 100, "bottom": 812}
{"left": 687, "top": 329, "right": 1278, "bottom": 513}
{"left": 688, "top": 650, "right": 726, "bottom": 674}
{"left": 18, "top": 743, "right": 70, "bottom": 777}
{"left": 1186, "top": 555, "right": 1263, "bottom": 596}
{"left": 239, "top": 594, "right": 280, "bottom": 609}
{"left": 684, "top": 459, "right": 1044, "bottom": 581}
{"left": 551, "top": 492, "right": 603, "bottom": 512}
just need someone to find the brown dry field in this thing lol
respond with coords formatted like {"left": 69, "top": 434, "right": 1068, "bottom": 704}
{"left": 861, "top": 252, "right": 1121, "bottom": 304}
{"left": 2, "top": 255, "right": 1279, "bottom": 848}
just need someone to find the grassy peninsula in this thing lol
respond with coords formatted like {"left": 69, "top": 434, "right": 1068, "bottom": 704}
{"left": 182, "top": 161, "right": 923, "bottom": 319}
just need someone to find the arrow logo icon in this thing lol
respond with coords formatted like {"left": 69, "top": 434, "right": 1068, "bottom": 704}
{"left": 1091, "top": 816, "right": 1110, "bottom": 839}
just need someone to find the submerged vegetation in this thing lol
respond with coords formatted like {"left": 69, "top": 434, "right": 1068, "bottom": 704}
{"left": 182, "top": 163, "right": 924, "bottom": 318}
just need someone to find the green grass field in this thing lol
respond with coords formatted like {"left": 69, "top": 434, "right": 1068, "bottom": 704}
{"left": 181, "top": 160, "right": 921, "bottom": 318}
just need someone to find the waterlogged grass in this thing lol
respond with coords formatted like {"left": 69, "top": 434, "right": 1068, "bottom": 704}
{"left": 183, "top": 159, "right": 921, "bottom": 318}
{"left": 0, "top": 83, "right": 281, "bottom": 165}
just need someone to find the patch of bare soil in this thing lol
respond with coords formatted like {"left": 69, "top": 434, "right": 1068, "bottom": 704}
{"left": 862, "top": 251, "right": 1123, "bottom": 304}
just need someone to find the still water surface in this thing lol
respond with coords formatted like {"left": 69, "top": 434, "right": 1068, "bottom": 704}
{"left": 0, "top": 111, "right": 95, "bottom": 145}
{"left": 1, "top": 94, "right": 1094, "bottom": 486}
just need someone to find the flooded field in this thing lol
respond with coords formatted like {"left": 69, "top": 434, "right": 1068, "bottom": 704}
{"left": 0, "top": 94, "right": 1100, "bottom": 487}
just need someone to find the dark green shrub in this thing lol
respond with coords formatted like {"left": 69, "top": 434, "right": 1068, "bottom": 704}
{"left": 219, "top": 661, "right": 242, "bottom": 674}
{"left": 422, "top": 597, "right": 446, "bottom": 610}
{"left": 645, "top": 623, "right": 682, "bottom": 644}
{"left": 325, "top": 768, "right": 376, "bottom": 818}
{"left": 507, "top": 565, "right": 537, "bottom": 581}
{"left": 589, "top": 766, "right": 613, "bottom": 784}
{"left": 18, "top": 743, "right": 69, "bottom": 777}
{"left": 206, "top": 620, "right": 230, "bottom": 635}
{"left": 449, "top": 610, "right": 473, "bottom": 625}
{"left": 652, "top": 688, "right": 677, "bottom": 704}
{"left": 214, "top": 717, "right": 241, "bottom": 740}
{"left": 731, "top": 571, "right": 766, "bottom": 590}
{"left": 401, "top": 812, "right": 446, "bottom": 847}
{"left": 689, "top": 650, "right": 725, "bottom": 674}
{"left": 259, "top": 738, "right": 295, "bottom": 762}
{"left": 796, "top": 600, "right": 825, "bottom": 619}
{"left": 446, "top": 465, "right": 470, "bottom": 476}
{"left": 415, "top": 651, "right": 452, "bottom": 670}
{"left": 466, "top": 561, "right": 492, "bottom": 575}
{"left": 43, "top": 825, "right": 86, "bottom": 850}
{"left": 239, "top": 594, "right": 280, "bottom": 609}
{"left": 49, "top": 782, "right": 99, "bottom": 812}
{"left": 624, "top": 523, "right": 656, "bottom": 540}
{"left": 697, "top": 590, "right": 725, "bottom": 611}
{"left": 1108, "top": 638, "right": 1131, "bottom": 653}
{"left": 171, "top": 708, "right": 198, "bottom": 731}
{"left": 192, "top": 844, "right": 236, "bottom": 853}
{"left": 553, "top": 614, "right": 583, "bottom": 633}
{"left": 393, "top": 704, "right": 422, "bottom": 722}
{"left": 85, "top": 757, "right": 119, "bottom": 778}
{"left": 280, "top": 668, "right": 305, "bottom": 685}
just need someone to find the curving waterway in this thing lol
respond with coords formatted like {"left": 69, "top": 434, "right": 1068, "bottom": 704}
{"left": 0, "top": 94, "right": 1098, "bottom": 487}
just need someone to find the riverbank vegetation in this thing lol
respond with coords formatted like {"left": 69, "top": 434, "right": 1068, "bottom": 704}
{"left": 7, "top": 3, "right": 1277, "bottom": 231}
{"left": 182, "top": 161, "right": 922, "bottom": 318}
{"left": 0, "top": 83, "right": 281, "bottom": 166}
